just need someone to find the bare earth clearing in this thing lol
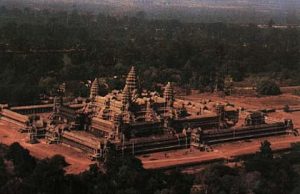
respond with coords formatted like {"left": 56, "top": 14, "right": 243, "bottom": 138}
{"left": 0, "top": 120, "right": 93, "bottom": 174}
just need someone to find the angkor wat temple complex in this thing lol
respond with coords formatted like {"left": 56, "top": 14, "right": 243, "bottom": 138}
{"left": 0, "top": 67, "right": 294, "bottom": 159}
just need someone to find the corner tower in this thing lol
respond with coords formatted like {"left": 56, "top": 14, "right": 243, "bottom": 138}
{"left": 164, "top": 82, "right": 174, "bottom": 107}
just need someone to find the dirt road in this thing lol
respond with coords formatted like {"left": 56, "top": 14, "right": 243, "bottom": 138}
{"left": 140, "top": 135, "right": 300, "bottom": 169}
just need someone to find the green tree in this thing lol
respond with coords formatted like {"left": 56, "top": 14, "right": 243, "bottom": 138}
{"left": 0, "top": 157, "right": 8, "bottom": 188}
{"left": 23, "top": 156, "right": 68, "bottom": 194}
{"left": 5, "top": 143, "right": 36, "bottom": 177}
{"left": 259, "top": 140, "right": 273, "bottom": 159}
{"left": 198, "top": 164, "right": 246, "bottom": 194}
{"left": 256, "top": 80, "right": 281, "bottom": 96}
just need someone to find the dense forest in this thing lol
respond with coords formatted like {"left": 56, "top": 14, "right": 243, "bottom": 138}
{"left": 0, "top": 7, "right": 299, "bottom": 105}
{"left": 1, "top": 141, "right": 300, "bottom": 194}
{"left": 0, "top": 142, "right": 193, "bottom": 194}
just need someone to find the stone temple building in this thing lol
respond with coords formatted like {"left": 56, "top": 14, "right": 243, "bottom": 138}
{"left": 1, "top": 66, "right": 292, "bottom": 157}
{"left": 48, "top": 66, "right": 241, "bottom": 155}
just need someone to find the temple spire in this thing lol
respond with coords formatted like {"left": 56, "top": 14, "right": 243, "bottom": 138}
{"left": 125, "top": 66, "right": 137, "bottom": 93}
{"left": 90, "top": 78, "right": 99, "bottom": 99}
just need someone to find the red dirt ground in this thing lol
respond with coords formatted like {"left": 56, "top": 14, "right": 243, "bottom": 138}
{"left": 0, "top": 120, "right": 93, "bottom": 174}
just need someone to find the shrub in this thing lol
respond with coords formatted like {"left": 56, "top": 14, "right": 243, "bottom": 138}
{"left": 283, "top": 105, "right": 290, "bottom": 112}
{"left": 256, "top": 80, "right": 281, "bottom": 95}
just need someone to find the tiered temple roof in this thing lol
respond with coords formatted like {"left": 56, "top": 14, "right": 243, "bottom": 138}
{"left": 122, "top": 84, "right": 131, "bottom": 106}
{"left": 125, "top": 66, "right": 137, "bottom": 93}
{"left": 87, "top": 66, "right": 236, "bottom": 139}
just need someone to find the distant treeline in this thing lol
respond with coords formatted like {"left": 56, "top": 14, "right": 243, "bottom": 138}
{"left": 0, "top": 0, "right": 300, "bottom": 24}
{"left": 0, "top": 7, "right": 299, "bottom": 105}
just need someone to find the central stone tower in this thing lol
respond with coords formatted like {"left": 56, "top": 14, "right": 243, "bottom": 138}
{"left": 125, "top": 66, "right": 137, "bottom": 93}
